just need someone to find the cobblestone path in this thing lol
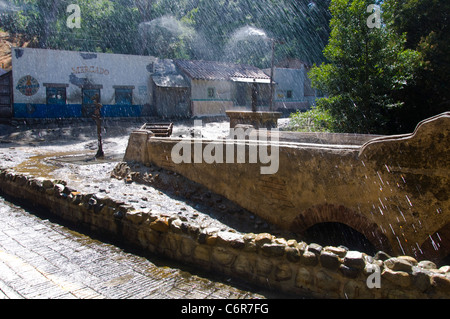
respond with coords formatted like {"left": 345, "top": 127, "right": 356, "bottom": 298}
{"left": 0, "top": 196, "right": 269, "bottom": 299}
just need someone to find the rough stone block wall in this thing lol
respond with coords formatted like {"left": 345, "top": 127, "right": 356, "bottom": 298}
{"left": 1, "top": 169, "right": 449, "bottom": 298}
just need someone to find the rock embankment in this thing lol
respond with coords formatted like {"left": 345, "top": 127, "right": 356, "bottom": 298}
{"left": 0, "top": 168, "right": 449, "bottom": 299}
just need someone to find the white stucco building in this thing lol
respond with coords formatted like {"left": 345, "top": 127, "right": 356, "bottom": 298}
{"left": 12, "top": 47, "right": 156, "bottom": 119}
{"left": 6, "top": 47, "right": 317, "bottom": 120}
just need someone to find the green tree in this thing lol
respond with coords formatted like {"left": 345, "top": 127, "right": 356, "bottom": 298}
{"left": 1, "top": 0, "right": 141, "bottom": 54}
{"left": 1, "top": 0, "right": 332, "bottom": 67}
{"left": 309, "top": 0, "right": 421, "bottom": 134}
{"left": 383, "top": 0, "right": 450, "bottom": 132}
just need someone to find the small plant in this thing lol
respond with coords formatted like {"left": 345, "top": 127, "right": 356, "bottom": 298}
{"left": 287, "top": 106, "right": 334, "bottom": 132}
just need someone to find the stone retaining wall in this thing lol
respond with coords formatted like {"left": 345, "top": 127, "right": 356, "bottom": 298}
{"left": 123, "top": 112, "right": 450, "bottom": 262}
{"left": 1, "top": 168, "right": 449, "bottom": 298}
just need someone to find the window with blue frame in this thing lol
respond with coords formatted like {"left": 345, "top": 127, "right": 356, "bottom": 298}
{"left": 45, "top": 84, "right": 68, "bottom": 105}
{"left": 114, "top": 86, "right": 134, "bottom": 105}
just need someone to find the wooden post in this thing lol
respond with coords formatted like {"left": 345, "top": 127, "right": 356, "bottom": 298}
{"left": 91, "top": 94, "right": 104, "bottom": 158}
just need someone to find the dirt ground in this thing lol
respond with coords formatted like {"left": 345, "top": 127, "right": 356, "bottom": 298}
{"left": 0, "top": 118, "right": 298, "bottom": 240}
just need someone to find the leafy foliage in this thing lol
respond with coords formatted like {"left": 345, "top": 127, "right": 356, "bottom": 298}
{"left": 288, "top": 106, "right": 333, "bottom": 132}
{"left": 309, "top": 0, "right": 422, "bottom": 134}
{"left": 382, "top": 0, "right": 450, "bottom": 132}
{"left": 0, "top": 0, "right": 332, "bottom": 67}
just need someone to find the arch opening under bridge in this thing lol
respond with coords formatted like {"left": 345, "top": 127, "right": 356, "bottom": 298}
{"left": 290, "top": 204, "right": 392, "bottom": 256}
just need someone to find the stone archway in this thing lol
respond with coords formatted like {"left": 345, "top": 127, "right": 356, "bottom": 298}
{"left": 290, "top": 204, "right": 392, "bottom": 254}
{"left": 419, "top": 223, "right": 450, "bottom": 264}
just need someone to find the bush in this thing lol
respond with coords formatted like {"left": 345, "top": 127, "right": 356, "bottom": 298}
{"left": 287, "top": 106, "right": 334, "bottom": 132}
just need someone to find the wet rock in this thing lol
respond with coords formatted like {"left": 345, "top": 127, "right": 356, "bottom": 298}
{"left": 254, "top": 233, "right": 273, "bottom": 246}
{"left": 384, "top": 257, "right": 413, "bottom": 273}
{"left": 198, "top": 230, "right": 218, "bottom": 246}
{"left": 320, "top": 251, "right": 341, "bottom": 270}
{"left": 295, "top": 267, "right": 313, "bottom": 288}
{"left": 323, "top": 246, "right": 347, "bottom": 258}
{"left": 126, "top": 211, "right": 150, "bottom": 225}
{"left": 88, "top": 197, "right": 97, "bottom": 206}
{"left": 255, "top": 258, "right": 273, "bottom": 277}
{"left": 412, "top": 267, "right": 432, "bottom": 292}
{"left": 62, "top": 186, "right": 77, "bottom": 195}
{"left": 382, "top": 268, "right": 411, "bottom": 287}
{"left": 398, "top": 255, "right": 418, "bottom": 266}
{"left": 286, "top": 239, "right": 298, "bottom": 247}
{"left": 439, "top": 266, "right": 450, "bottom": 274}
{"left": 275, "top": 263, "right": 292, "bottom": 281}
{"left": 296, "top": 241, "right": 308, "bottom": 253}
{"left": 187, "top": 223, "right": 200, "bottom": 238}
{"left": 418, "top": 260, "right": 437, "bottom": 270}
{"left": 71, "top": 193, "right": 82, "bottom": 205}
{"left": 193, "top": 245, "right": 210, "bottom": 264}
{"left": 149, "top": 217, "right": 169, "bottom": 233}
{"left": 261, "top": 243, "right": 285, "bottom": 257}
{"left": 205, "top": 234, "right": 218, "bottom": 246}
{"left": 340, "top": 264, "right": 361, "bottom": 279}
{"left": 344, "top": 251, "right": 366, "bottom": 270}
{"left": 316, "top": 270, "right": 340, "bottom": 293}
{"left": 307, "top": 243, "right": 322, "bottom": 255}
{"left": 169, "top": 218, "right": 183, "bottom": 233}
{"left": 431, "top": 274, "right": 450, "bottom": 292}
{"left": 14, "top": 175, "right": 28, "bottom": 186}
{"left": 374, "top": 251, "right": 391, "bottom": 261}
{"left": 243, "top": 233, "right": 256, "bottom": 242}
{"left": 242, "top": 233, "right": 257, "bottom": 252}
{"left": 211, "top": 247, "right": 236, "bottom": 266}
{"left": 216, "top": 232, "right": 244, "bottom": 249}
{"left": 300, "top": 251, "right": 318, "bottom": 266}
{"left": 285, "top": 246, "right": 301, "bottom": 262}
{"left": 233, "top": 255, "right": 253, "bottom": 276}
{"left": 42, "top": 179, "right": 54, "bottom": 189}
{"left": 118, "top": 204, "right": 133, "bottom": 214}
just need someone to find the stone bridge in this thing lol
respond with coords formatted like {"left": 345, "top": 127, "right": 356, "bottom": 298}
{"left": 123, "top": 112, "right": 450, "bottom": 263}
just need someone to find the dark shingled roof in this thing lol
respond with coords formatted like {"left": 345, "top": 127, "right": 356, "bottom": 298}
{"left": 175, "top": 60, "right": 270, "bottom": 81}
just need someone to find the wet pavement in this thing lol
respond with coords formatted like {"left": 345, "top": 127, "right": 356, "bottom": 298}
{"left": 0, "top": 195, "right": 273, "bottom": 299}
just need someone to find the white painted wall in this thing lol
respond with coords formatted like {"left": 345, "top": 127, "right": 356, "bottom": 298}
{"left": 12, "top": 47, "right": 156, "bottom": 106}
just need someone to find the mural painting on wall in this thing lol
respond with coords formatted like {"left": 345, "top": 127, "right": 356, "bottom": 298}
{"left": 16, "top": 75, "right": 40, "bottom": 96}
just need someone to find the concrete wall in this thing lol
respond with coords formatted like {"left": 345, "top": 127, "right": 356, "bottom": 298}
{"left": 272, "top": 67, "right": 317, "bottom": 112}
{"left": 190, "top": 79, "right": 233, "bottom": 116}
{"left": 0, "top": 169, "right": 449, "bottom": 298}
{"left": 123, "top": 112, "right": 450, "bottom": 264}
{"left": 12, "top": 48, "right": 156, "bottom": 118}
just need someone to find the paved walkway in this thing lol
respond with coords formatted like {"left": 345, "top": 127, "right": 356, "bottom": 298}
{"left": 0, "top": 195, "right": 268, "bottom": 299}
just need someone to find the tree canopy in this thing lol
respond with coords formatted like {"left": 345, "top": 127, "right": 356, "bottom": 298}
{"left": 308, "top": 0, "right": 447, "bottom": 134}
{"left": 382, "top": 0, "right": 450, "bottom": 132}
{"left": 0, "top": 0, "right": 332, "bottom": 68}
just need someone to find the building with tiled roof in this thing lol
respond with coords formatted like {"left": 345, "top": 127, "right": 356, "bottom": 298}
{"left": 175, "top": 60, "right": 271, "bottom": 83}
{"left": 173, "top": 60, "right": 272, "bottom": 117}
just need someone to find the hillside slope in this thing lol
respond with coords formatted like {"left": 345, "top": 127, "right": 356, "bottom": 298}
{"left": 0, "top": 31, "right": 34, "bottom": 71}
